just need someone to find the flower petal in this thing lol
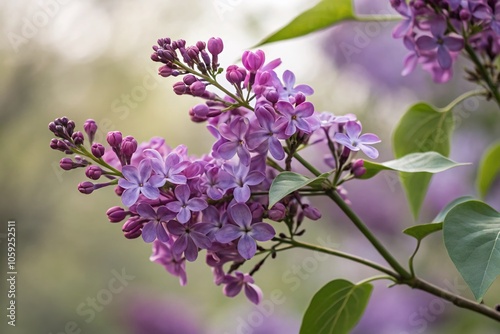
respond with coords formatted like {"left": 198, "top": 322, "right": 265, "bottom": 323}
{"left": 249, "top": 223, "right": 276, "bottom": 241}
{"left": 216, "top": 224, "right": 242, "bottom": 243}
{"left": 244, "top": 283, "right": 263, "bottom": 305}
{"left": 137, "top": 203, "right": 157, "bottom": 219}
{"left": 229, "top": 203, "right": 252, "bottom": 228}
{"left": 359, "top": 144, "right": 379, "bottom": 159}
{"left": 121, "top": 187, "right": 140, "bottom": 206}
{"left": 237, "top": 234, "right": 257, "bottom": 260}
{"left": 141, "top": 221, "right": 157, "bottom": 243}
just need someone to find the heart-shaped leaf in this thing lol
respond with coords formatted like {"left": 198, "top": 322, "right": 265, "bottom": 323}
{"left": 444, "top": 200, "right": 500, "bottom": 301}
{"left": 477, "top": 142, "right": 500, "bottom": 198}
{"left": 300, "top": 279, "right": 373, "bottom": 334}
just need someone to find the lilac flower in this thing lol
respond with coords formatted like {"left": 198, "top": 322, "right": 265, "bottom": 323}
{"left": 216, "top": 203, "right": 275, "bottom": 259}
{"left": 214, "top": 116, "right": 251, "bottom": 165}
{"left": 118, "top": 160, "right": 164, "bottom": 206}
{"left": 333, "top": 121, "right": 381, "bottom": 159}
{"left": 144, "top": 149, "right": 189, "bottom": 185}
{"left": 137, "top": 203, "right": 174, "bottom": 243}
{"left": 166, "top": 184, "right": 208, "bottom": 223}
{"left": 222, "top": 271, "right": 263, "bottom": 305}
{"left": 226, "top": 163, "right": 265, "bottom": 203}
{"left": 275, "top": 101, "right": 319, "bottom": 136}
{"left": 317, "top": 111, "right": 356, "bottom": 128}
{"left": 167, "top": 220, "right": 212, "bottom": 262}
{"left": 203, "top": 166, "right": 233, "bottom": 200}
{"left": 391, "top": 0, "right": 414, "bottom": 38}
{"left": 416, "top": 19, "right": 464, "bottom": 70}
{"left": 247, "top": 105, "right": 288, "bottom": 160}
{"left": 278, "top": 70, "right": 314, "bottom": 100}
{"left": 201, "top": 205, "right": 228, "bottom": 241}
{"left": 150, "top": 239, "right": 187, "bottom": 286}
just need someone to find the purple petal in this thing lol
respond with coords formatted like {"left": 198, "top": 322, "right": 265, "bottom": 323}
{"left": 143, "top": 148, "right": 163, "bottom": 161}
{"left": 156, "top": 222, "right": 170, "bottom": 242}
{"left": 402, "top": 53, "right": 418, "bottom": 76}
{"left": 416, "top": 36, "right": 437, "bottom": 50}
{"left": 218, "top": 141, "right": 239, "bottom": 160}
{"left": 137, "top": 203, "right": 157, "bottom": 219}
{"left": 138, "top": 160, "right": 152, "bottom": 182}
{"left": 244, "top": 283, "right": 263, "bottom": 305}
{"left": 359, "top": 144, "right": 379, "bottom": 159}
{"left": 186, "top": 198, "right": 208, "bottom": 212}
{"left": 234, "top": 185, "right": 251, "bottom": 203}
{"left": 167, "top": 174, "right": 187, "bottom": 185}
{"left": 282, "top": 70, "right": 296, "bottom": 88}
{"left": 247, "top": 131, "right": 270, "bottom": 150}
{"left": 150, "top": 158, "right": 166, "bottom": 175}
{"left": 166, "top": 201, "right": 182, "bottom": 213}
{"left": 216, "top": 224, "right": 243, "bottom": 243}
{"left": 393, "top": 19, "right": 411, "bottom": 39}
{"left": 443, "top": 36, "right": 464, "bottom": 51}
{"left": 190, "top": 230, "right": 212, "bottom": 249}
{"left": 165, "top": 153, "right": 181, "bottom": 167}
{"left": 255, "top": 106, "right": 275, "bottom": 128}
{"left": 359, "top": 133, "right": 381, "bottom": 144}
{"left": 172, "top": 233, "right": 188, "bottom": 255}
{"left": 149, "top": 174, "right": 166, "bottom": 188}
{"left": 237, "top": 234, "right": 257, "bottom": 260}
{"left": 141, "top": 184, "right": 160, "bottom": 200}
{"left": 167, "top": 219, "right": 185, "bottom": 235}
{"left": 121, "top": 165, "right": 139, "bottom": 184}
{"left": 118, "top": 179, "right": 136, "bottom": 189}
{"left": 437, "top": 46, "right": 452, "bottom": 69}
{"left": 430, "top": 19, "right": 446, "bottom": 37}
{"left": 174, "top": 184, "right": 191, "bottom": 203}
{"left": 294, "top": 84, "right": 314, "bottom": 96}
{"left": 224, "top": 281, "right": 243, "bottom": 297}
{"left": 269, "top": 137, "right": 285, "bottom": 160}
{"left": 177, "top": 207, "right": 191, "bottom": 224}
{"left": 229, "top": 203, "right": 252, "bottom": 228}
{"left": 244, "top": 171, "right": 265, "bottom": 186}
{"left": 333, "top": 133, "right": 353, "bottom": 148}
{"left": 218, "top": 123, "right": 238, "bottom": 141}
{"left": 236, "top": 146, "right": 251, "bottom": 166}
{"left": 294, "top": 117, "right": 311, "bottom": 133}
{"left": 345, "top": 121, "right": 362, "bottom": 139}
{"left": 121, "top": 187, "right": 140, "bottom": 206}
{"left": 249, "top": 223, "right": 275, "bottom": 241}
{"left": 284, "top": 122, "right": 296, "bottom": 136}
{"left": 184, "top": 237, "right": 199, "bottom": 262}
{"left": 294, "top": 102, "right": 314, "bottom": 117}
{"left": 141, "top": 221, "right": 157, "bottom": 243}
{"left": 275, "top": 101, "right": 294, "bottom": 116}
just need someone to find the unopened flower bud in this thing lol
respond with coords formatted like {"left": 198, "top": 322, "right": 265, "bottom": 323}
{"left": 192, "top": 104, "right": 210, "bottom": 118}
{"left": 78, "top": 181, "right": 95, "bottom": 194}
{"left": 207, "top": 37, "right": 224, "bottom": 56}
{"left": 183, "top": 74, "right": 198, "bottom": 85}
{"left": 83, "top": 119, "right": 97, "bottom": 143}
{"left": 106, "top": 206, "right": 129, "bottom": 223}
{"left": 121, "top": 136, "right": 137, "bottom": 164}
{"left": 242, "top": 50, "right": 265, "bottom": 72}
{"left": 72, "top": 131, "right": 84, "bottom": 146}
{"left": 85, "top": 165, "right": 103, "bottom": 180}
{"left": 268, "top": 203, "right": 286, "bottom": 221}
{"left": 459, "top": 9, "right": 470, "bottom": 20}
{"left": 226, "top": 65, "right": 247, "bottom": 85}
{"left": 60, "top": 158, "right": 75, "bottom": 170}
{"left": 190, "top": 81, "right": 206, "bottom": 96}
{"left": 173, "top": 82, "right": 188, "bottom": 95}
{"left": 303, "top": 205, "right": 322, "bottom": 220}
{"left": 264, "top": 89, "right": 279, "bottom": 103}
{"left": 122, "top": 217, "right": 142, "bottom": 232}
{"left": 91, "top": 143, "right": 106, "bottom": 158}
{"left": 107, "top": 131, "right": 122, "bottom": 147}
{"left": 158, "top": 65, "right": 174, "bottom": 77}
{"left": 351, "top": 159, "right": 366, "bottom": 178}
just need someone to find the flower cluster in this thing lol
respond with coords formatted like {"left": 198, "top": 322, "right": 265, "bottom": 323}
{"left": 391, "top": 0, "right": 500, "bottom": 85}
{"left": 48, "top": 36, "right": 380, "bottom": 304}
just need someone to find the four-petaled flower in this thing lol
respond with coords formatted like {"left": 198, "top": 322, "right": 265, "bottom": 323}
{"left": 144, "top": 149, "right": 189, "bottom": 185}
{"left": 137, "top": 203, "right": 174, "bottom": 243}
{"left": 167, "top": 219, "right": 212, "bottom": 262}
{"left": 247, "top": 105, "right": 288, "bottom": 160}
{"left": 166, "top": 184, "right": 208, "bottom": 224}
{"left": 216, "top": 203, "right": 275, "bottom": 260}
{"left": 275, "top": 101, "right": 319, "bottom": 136}
{"left": 333, "top": 121, "right": 381, "bottom": 159}
{"left": 215, "top": 116, "right": 251, "bottom": 166}
{"left": 278, "top": 70, "right": 314, "bottom": 100}
{"left": 118, "top": 159, "right": 164, "bottom": 206}
{"left": 222, "top": 271, "right": 262, "bottom": 305}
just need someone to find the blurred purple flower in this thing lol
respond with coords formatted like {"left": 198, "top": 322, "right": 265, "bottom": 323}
{"left": 222, "top": 271, "right": 262, "bottom": 305}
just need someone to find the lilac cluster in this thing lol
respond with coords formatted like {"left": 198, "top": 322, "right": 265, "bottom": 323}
{"left": 391, "top": 0, "right": 500, "bottom": 84}
{"left": 48, "top": 36, "right": 381, "bottom": 304}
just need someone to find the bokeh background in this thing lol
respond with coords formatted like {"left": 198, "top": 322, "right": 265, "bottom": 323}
{"left": 1, "top": 0, "right": 500, "bottom": 333}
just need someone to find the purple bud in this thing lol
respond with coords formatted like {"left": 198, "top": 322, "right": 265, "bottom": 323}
{"left": 85, "top": 165, "right": 103, "bottom": 180}
{"left": 192, "top": 104, "right": 210, "bottom": 118}
{"left": 121, "top": 136, "right": 137, "bottom": 164}
{"left": 183, "top": 75, "right": 197, "bottom": 85}
{"left": 459, "top": 9, "right": 470, "bottom": 20}
{"left": 60, "top": 158, "right": 75, "bottom": 171}
{"left": 190, "top": 81, "right": 206, "bottom": 96}
{"left": 186, "top": 46, "right": 200, "bottom": 61}
{"left": 242, "top": 50, "right": 265, "bottom": 72}
{"left": 264, "top": 89, "right": 279, "bottom": 103}
{"left": 226, "top": 65, "right": 247, "bottom": 85}
{"left": 115, "top": 186, "right": 124, "bottom": 196}
{"left": 124, "top": 225, "right": 142, "bottom": 239}
{"left": 107, "top": 131, "right": 122, "bottom": 147}
{"left": 91, "top": 143, "right": 106, "bottom": 158}
{"left": 151, "top": 53, "right": 160, "bottom": 62}
{"left": 268, "top": 203, "right": 286, "bottom": 221}
{"left": 106, "top": 206, "right": 129, "bottom": 223}
{"left": 294, "top": 92, "right": 306, "bottom": 105}
{"left": 66, "top": 120, "right": 75, "bottom": 136}
{"left": 207, "top": 37, "right": 224, "bottom": 56}
{"left": 72, "top": 131, "right": 84, "bottom": 146}
{"left": 303, "top": 205, "right": 322, "bottom": 221}
{"left": 83, "top": 119, "right": 97, "bottom": 143}
{"left": 351, "top": 159, "right": 366, "bottom": 178}
{"left": 78, "top": 181, "right": 95, "bottom": 194}
{"left": 196, "top": 41, "right": 206, "bottom": 51}
{"left": 122, "top": 217, "right": 142, "bottom": 233}
{"left": 158, "top": 65, "right": 174, "bottom": 77}
{"left": 173, "top": 82, "right": 188, "bottom": 95}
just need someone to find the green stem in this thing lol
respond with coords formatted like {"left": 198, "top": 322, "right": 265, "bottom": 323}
{"left": 273, "top": 237, "right": 398, "bottom": 277}
{"left": 326, "top": 190, "right": 412, "bottom": 279}
{"left": 357, "top": 275, "right": 397, "bottom": 286}
{"left": 440, "top": 89, "right": 486, "bottom": 113}
{"left": 408, "top": 240, "right": 420, "bottom": 278}
{"left": 464, "top": 44, "right": 500, "bottom": 107}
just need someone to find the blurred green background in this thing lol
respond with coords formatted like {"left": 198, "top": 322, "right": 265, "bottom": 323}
{"left": 1, "top": 1, "right": 499, "bottom": 333}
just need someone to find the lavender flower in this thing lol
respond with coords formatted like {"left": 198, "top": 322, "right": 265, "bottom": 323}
{"left": 226, "top": 163, "right": 265, "bottom": 203}
{"left": 167, "top": 219, "right": 212, "bottom": 261}
{"left": 275, "top": 101, "right": 318, "bottom": 136}
{"left": 118, "top": 160, "right": 164, "bottom": 206}
{"left": 334, "top": 121, "right": 381, "bottom": 159}
{"left": 166, "top": 184, "right": 208, "bottom": 223}
{"left": 137, "top": 203, "right": 174, "bottom": 243}
{"left": 214, "top": 116, "right": 251, "bottom": 165}
{"left": 247, "top": 105, "right": 288, "bottom": 160}
{"left": 144, "top": 149, "right": 189, "bottom": 185}
{"left": 222, "top": 271, "right": 262, "bottom": 305}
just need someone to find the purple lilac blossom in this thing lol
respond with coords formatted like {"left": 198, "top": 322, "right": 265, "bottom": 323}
{"left": 222, "top": 271, "right": 263, "bottom": 305}
{"left": 137, "top": 203, "right": 173, "bottom": 243}
{"left": 166, "top": 184, "right": 208, "bottom": 224}
{"left": 118, "top": 160, "right": 164, "bottom": 206}
{"left": 334, "top": 121, "right": 381, "bottom": 159}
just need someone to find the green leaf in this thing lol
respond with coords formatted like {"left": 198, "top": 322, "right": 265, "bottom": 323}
{"left": 300, "top": 279, "right": 373, "bottom": 334}
{"left": 443, "top": 200, "right": 500, "bottom": 301}
{"left": 268, "top": 172, "right": 329, "bottom": 208}
{"left": 403, "top": 223, "right": 443, "bottom": 242}
{"left": 403, "top": 196, "right": 474, "bottom": 241}
{"left": 361, "top": 152, "right": 467, "bottom": 180}
{"left": 256, "top": 0, "right": 355, "bottom": 46}
{"left": 393, "top": 102, "right": 454, "bottom": 219}
{"left": 477, "top": 142, "right": 500, "bottom": 198}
